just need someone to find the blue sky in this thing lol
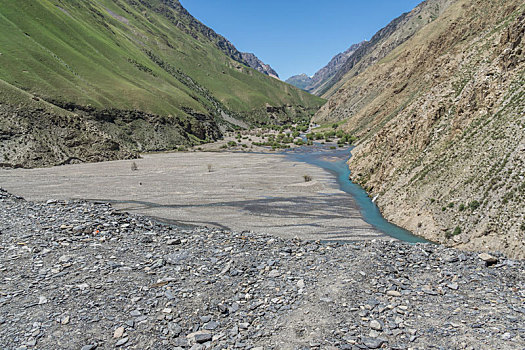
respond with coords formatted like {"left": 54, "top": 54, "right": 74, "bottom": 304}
{"left": 180, "top": 0, "right": 422, "bottom": 80}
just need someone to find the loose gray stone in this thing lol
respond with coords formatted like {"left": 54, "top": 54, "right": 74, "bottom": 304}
{"left": 478, "top": 253, "right": 498, "bottom": 265}
{"left": 81, "top": 345, "right": 97, "bottom": 350}
{"left": 0, "top": 188, "right": 523, "bottom": 350}
{"left": 194, "top": 333, "right": 212, "bottom": 343}
{"left": 115, "top": 337, "right": 128, "bottom": 347}
{"left": 370, "top": 320, "right": 382, "bottom": 331}
{"left": 362, "top": 337, "right": 386, "bottom": 349}
{"left": 203, "top": 321, "right": 219, "bottom": 330}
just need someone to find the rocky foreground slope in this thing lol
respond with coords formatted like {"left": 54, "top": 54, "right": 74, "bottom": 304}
{"left": 1, "top": 189, "right": 524, "bottom": 350}
{"left": 313, "top": 0, "right": 525, "bottom": 258}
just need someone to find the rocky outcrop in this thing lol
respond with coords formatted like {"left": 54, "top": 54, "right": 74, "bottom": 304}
{"left": 0, "top": 99, "right": 221, "bottom": 168}
{"left": 240, "top": 53, "right": 279, "bottom": 79}
{"left": 0, "top": 103, "right": 136, "bottom": 168}
{"left": 313, "top": 0, "right": 525, "bottom": 258}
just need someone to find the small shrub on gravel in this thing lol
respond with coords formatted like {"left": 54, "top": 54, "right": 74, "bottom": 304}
{"left": 303, "top": 175, "right": 312, "bottom": 182}
{"left": 469, "top": 200, "right": 480, "bottom": 210}
{"left": 445, "top": 227, "right": 461, "bottom": 239}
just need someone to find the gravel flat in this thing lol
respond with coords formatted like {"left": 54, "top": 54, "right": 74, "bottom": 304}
{"left": 0, "top": 190, "right": 524, "bottom": 349}
{"left": 0, "top": 151, "right": 382, "bottom": 242}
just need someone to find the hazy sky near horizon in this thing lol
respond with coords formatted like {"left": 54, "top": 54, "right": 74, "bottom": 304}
{"left": 180, "top": 0, "right": 422, "bottom": 80}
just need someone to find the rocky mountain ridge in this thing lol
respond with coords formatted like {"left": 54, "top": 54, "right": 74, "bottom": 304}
{"left": 288, "top": 0, "right": 456, "bottom": 97}
{"left": 313, "top": 0, "right": 525, "bottom": 258}
{"left": 285, "top": 73, "right": 313, "bottom": 90}
{"left": 286, "top": 42, "right": 365, "bottom": 94}
{"left": 318, "top": 0, "right": 457, "bottom": 98}
{"left": 240, "top": 52, "right": 279, "bottom": 79}
{"left": 158, "top": 0, "right": 278, "bottom": 77}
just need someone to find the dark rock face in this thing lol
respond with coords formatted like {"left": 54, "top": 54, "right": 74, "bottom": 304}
{"left": 240, "top": 52, "right": 279, "bottom": 78}
{"left": 0, "top": 101, "right": 221, "bottom": 169}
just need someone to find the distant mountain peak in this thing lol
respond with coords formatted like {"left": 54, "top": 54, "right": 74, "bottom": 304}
{"left": 286, "top": 41, "right": 366, "bottom": 93}
{"left": 285, "top": 74, "right": 313, "bottom": 90}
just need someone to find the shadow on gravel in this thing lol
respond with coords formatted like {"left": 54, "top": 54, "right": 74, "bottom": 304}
{"left": 85, "top": 194, "right": 380, "bottom": 240}
{"left": 87, "top": 194, "right": 364, "bottom": 221}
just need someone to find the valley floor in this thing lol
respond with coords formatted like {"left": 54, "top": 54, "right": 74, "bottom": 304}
{"left": 0, "top": 151, "right": 381, "bottom": 242}
{"left": 0, "top": 189, "right": 523, "bottom": 349}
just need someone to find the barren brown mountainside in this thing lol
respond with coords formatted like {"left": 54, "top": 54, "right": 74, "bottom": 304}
{"left": 319, "top": 0, "right": 457, "bottom": 98}
{"left": 313, "top": 0, "right": 525, "bottom": 258}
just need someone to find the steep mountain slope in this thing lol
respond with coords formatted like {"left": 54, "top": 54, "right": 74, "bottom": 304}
{"left": 132, "top": 0, "right": 278, "bottom": 78}
{"left": 317, "top": 0, "right": 457, "bottom": 98}
{"left": 313, "top": 0, "right": 525, "bottom": 258}
{"left": 286, "top": 42, "right": 365, "bottom": 94}
{"left": 0, "top": 0, "right": 323, "bottom": 167}
{"left": 308, "top": 42, "right": 365, "bottom": 95}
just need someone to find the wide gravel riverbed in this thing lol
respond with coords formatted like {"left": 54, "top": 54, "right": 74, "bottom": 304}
{"left": 0, "top": 151, "right": 384, "bottom": 242}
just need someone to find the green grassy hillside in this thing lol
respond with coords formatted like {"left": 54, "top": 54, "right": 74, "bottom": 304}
{"left": 0, "top": 0, "right": 323, "bottom": 125}
{"left": 0, "top": 0, "right": 324, "bottom": 167}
